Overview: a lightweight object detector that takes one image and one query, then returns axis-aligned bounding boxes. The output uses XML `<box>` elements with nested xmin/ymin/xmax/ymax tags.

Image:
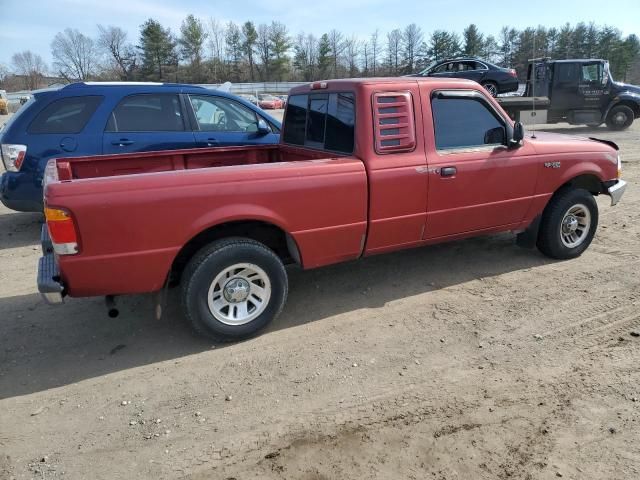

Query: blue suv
<box><xmin>0</xmin><ymin>82</ymin><xmax>281</xmax><ymax>212</ymax></box>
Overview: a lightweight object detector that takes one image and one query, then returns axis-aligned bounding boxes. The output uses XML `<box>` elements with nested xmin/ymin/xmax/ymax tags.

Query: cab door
<box><xmin>421</xmin><ymin>87</ymin><xmax>539</xmax><ymax>239</ymax></box>
<box><xmin>550</xmin><ymin>62</ymin><xmax>582</xmax><ymax>111</ymax></box>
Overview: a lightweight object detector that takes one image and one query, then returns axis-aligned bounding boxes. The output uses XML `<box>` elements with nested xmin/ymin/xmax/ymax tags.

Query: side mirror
<box><xmin>257</xmin><ymin>118</ymin><xmax>271</xmax><ymax>136</ymax></box>
<box><xmin>510</xmin><ymin>121</ymin><xmax>524</xmax><ymax>146</ymax></box>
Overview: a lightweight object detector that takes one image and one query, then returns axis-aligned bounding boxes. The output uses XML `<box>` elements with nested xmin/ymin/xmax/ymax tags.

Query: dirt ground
<box><xmin>0</xmin><ymin>117</ymin><xmax>639</xmax><ymax>480</ymax></box>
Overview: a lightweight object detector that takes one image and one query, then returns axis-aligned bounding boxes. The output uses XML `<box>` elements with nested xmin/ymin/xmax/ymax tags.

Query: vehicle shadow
<box><xmin>0</xmin><ymin>233</ymin><xmax>553</xmax><ymax>399</ymax></box>
<box><xmin>0</xmin><ymin>211</ymin><xmax>43</xmax><ymax>249</ymax></box>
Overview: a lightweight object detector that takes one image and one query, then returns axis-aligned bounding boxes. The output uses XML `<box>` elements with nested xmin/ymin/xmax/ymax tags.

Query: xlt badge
<box><xmin>544</xmin><ymin>161</ymin><xmax>561</xmax><ymax>169</ymax></box>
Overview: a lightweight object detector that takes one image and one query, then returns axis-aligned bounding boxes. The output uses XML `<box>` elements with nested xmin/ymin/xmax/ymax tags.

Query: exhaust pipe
<box><xmin>105</xmin><ymin>295</ymin><xmax>119</xmax><ymax>318</ymax></box>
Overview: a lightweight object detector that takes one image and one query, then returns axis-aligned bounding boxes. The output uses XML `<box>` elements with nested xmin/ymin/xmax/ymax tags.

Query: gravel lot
<box><xmin>0</xmin><ymin>113</ymin><xmax>639</xmax><ymax>479</ymax></box>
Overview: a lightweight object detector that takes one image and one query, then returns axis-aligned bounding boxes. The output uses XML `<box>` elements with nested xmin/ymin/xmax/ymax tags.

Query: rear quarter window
<box><xmin>28</xmin><ymin>96</ymin><xmax>103</xmax><ymax>134</ymax></box>
<box><xmin>283</xmin><ymin>92</ymin><xmax>355</xmax><ymax>154</ymax></box>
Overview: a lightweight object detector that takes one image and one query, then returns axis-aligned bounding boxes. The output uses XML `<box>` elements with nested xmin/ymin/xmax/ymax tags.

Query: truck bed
<box><xmin>52</xmin><ymin>144</ymin><xmax>334</xmax><ymax>181</ymax></box>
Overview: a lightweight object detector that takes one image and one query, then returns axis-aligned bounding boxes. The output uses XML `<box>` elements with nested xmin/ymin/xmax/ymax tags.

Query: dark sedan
<box><xmin>410</xmin><ymin>57</ymin><xmax>519</xmax><ymax>96</ymax></box>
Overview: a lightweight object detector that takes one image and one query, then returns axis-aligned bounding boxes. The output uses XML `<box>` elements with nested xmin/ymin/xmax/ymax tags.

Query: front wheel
<box><xmin>606</xmin><ymin>105</ymin><xmax>634</xmax><ymax>130</ymax></box>
<box><xmin>181</xmin><ymin>238</ymin><xmax>288</xmax><ymax>341</ymax></box>
<box><xmin>537</xmin><ymin>188</ymin><xmax>598</xmax><ymax>259</ymax></box>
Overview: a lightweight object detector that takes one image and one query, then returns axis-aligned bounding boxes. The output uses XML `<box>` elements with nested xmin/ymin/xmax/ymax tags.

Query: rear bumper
<box><xmin>37</xmin><ymin>225</ymin><xmax>65</xmax><ymax>304</ymax></box>
<box><xmin>606</xmin><ymin>179</ymin><xmax>627</xmax><ymax>206</ymax></box>
<box><xmin>0</xmin><ymin>171</ymin><xmax>44</xmax><ymax>212</ymax></box>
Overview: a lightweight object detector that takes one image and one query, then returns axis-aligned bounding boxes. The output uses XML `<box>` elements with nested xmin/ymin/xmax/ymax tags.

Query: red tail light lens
<box><xmin>509</xmin><ymin>69</ymin><xmax>517</xmax><ymax>78</ymax></box>
<box><xmin>45</xmin><ymin>207</ymin><xmax>79</xmax><ymax>255</ymax></box>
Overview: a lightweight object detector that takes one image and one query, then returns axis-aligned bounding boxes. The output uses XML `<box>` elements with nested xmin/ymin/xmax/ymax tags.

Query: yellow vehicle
<box><xmin>0</xmin><ymin>90</ymin><xmax>8</xmax><ymax>115</ymax></box>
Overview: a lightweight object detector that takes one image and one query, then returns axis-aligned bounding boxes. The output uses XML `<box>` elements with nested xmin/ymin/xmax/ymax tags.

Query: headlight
<box><xmin>617</xmin><ymin>153</ymin><xmax>622</xmax><ymax>178</ymax></box>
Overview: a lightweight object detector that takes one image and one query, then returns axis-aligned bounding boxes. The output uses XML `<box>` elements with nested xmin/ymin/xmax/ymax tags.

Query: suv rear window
<box><xmin>283</xmin><ymin>93</ymin><xmax>355</xmax><ymax>154</ymax></box>
<box><xmin>28</xmin><ymin>96</ymin><xmax>103</xmax><ymax>134</ymax></box>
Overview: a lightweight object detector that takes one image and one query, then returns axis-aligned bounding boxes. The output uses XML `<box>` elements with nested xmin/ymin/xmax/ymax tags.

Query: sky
<box><xmin>1</xmin><ymin>0</ymin><xmax>639</xmax><ymax>69</ymax></box>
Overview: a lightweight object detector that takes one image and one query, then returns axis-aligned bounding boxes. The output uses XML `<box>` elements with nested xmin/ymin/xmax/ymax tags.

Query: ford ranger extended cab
<box><xmin>38</xmin><ymin>77</ymin><xmax>626</xmax><ymax>340</ymax></box>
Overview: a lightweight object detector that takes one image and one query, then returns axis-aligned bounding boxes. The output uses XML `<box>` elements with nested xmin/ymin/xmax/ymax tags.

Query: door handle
<box><xmin>111</xmin><ymin>139</ymin><xmax>133</xmax><ymax>146</ymax></box>
<box><xmin>206</xmin><ymin>138</ymin><xmax>219</xmax><ymax>147</ymax></box>
<box><xmin>440</xmin><ymin>166</ymin><xmax>457</xmax><ymax>177</ymax></box>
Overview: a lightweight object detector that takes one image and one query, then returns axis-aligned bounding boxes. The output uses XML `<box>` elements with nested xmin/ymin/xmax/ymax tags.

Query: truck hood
<box><xmin>526</xmin><ymin>131</ymin><xmax>619</xmax><ymax>155</ymax></box>
<box><xmin>612</xmin><ymin>81</ymin><xmax>640</xmax><ymax>96</ymax></box>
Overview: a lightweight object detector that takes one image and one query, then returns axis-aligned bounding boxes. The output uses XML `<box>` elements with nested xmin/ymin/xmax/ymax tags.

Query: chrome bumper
<box><xmin>37</xmin><ymin>225</ymin><xmax>65</xmax><ymax>304</ymax></box>
<box><xmin>607</xmin><ymin>179</ymin><xmax>627</xmax><ymax>206</ymax></box>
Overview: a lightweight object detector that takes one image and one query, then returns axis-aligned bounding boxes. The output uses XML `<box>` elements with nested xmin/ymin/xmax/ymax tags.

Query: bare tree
<box><xmin>51</xmin><ymin>28</ymin><xmax>98</xmax><ymax>80</ymax></box>
<box><xmin>344</xmin><ymin>36</ymin><xmax>360</xmax><ymax>77</ymax></box>
<box><xmin>97</xmin><ymin>25</ymin><xmax>136</xmax><ymax>80</ymax></box>
<box><xmin>370</xmin><ymin>30</ymin><xmax>380</xmax><ymax>76</ymax></box>
<box><xmin>293</xmin><ymin>32</ymin><xmax>318</xmax><ymax>81</ymax></box>
<box><xmin>207</xmin><ymin>19</ymin><xmax>226</xmax><ymax>81</ymax></box>
<box><xmin>328</xmin><ymin>29</ymin><xmax>345</xmax><ymax>77</ymax></box>
<box><xmin>402</xmin><ymin>24</ymin><xmax>423</xmax><ymax>74</ymax></box>
<box><xmin>256</xmin><ymin>23</ymin><xmax>271</xmax><ymax>80</ymax></box>
<box><xmin>386</xmin><ymin>29</ymin><xmax>402</xmax><ymax>75</ymax></box>
<box><xmin>0</xmin><ymin>64</ymin><xmax>10</xmax><ymax>85</ymax></box>
<box><xmin>11</xmin><ymin>50</ymin><xmax>47</xmax><ymax>89</ymax></box>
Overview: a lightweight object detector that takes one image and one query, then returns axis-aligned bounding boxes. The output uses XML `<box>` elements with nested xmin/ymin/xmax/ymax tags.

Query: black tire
<box><xmin>605</xmin><ymin>105</ymin><xmax>634</xmax><ymax>131</ymax></box>
<box><xmin>482</xmin><ymin>81</ymin><xmax>499</xmax><ymax>97</ymax></box>
<box><xmin>537</xmin><ymin>188</ymin><xmax>598</xmax><ymax>260</ymax></box>
<box><xmin>181</xmin><ymin>238</ymin><xmax>288</xmax><ymax>341</ymax></box>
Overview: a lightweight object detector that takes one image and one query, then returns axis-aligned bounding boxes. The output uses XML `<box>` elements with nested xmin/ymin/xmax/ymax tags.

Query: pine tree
<box><xmin>138</xmin><ymin>18</ymin><xmax>176</xmax><ymax>81</ymax></box>
<box><xmin>463</xmin><ymin>24</ymin><xmax>484</xmax><ymax>57</ymax></box>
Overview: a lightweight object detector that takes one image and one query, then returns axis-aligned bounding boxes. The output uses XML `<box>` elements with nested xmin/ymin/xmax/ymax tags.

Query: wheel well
<box><xmin>561</xmin><ymin>174</ymin><xmax>604</xmax><ymax>196</ymax></box>
<box><xmin>612</xmin><ymin>101</ymin><xmax>640</xmax><ymax>119</ymax></box>
<box><xmin>170</xmin><ymin>221</ymin><xmax>300</xmax><ymax>285</ymax></box>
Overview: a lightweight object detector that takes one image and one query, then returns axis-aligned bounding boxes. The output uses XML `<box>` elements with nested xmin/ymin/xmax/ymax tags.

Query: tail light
<box><xmin>1</xmin><ymin>143</ymin><xmax>27</xmax><ymax>171</ymax></box>
<box><xmin>508</xmin><ymin>69</ymin><xmax>517</xmax><ymax>78</ymax></box>
<box><xmin>45</xmin><ymin>207</ymin><xmax>79</xmax><ymax>255</ymax></box>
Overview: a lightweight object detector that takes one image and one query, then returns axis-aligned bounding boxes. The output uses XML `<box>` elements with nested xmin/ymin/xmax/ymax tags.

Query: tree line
<box><xmin>3</xmin><ymin>18</ymin><xmax>640</xmax><ymax>91</ymax></box>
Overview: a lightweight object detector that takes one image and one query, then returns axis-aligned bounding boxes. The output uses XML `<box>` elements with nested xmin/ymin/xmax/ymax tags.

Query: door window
<box><xmin>28</xmin><ymin>96</ymin><xmax>103</xmax><ymax>134</ymax></box>
<box><xmin>431</xmin><ymin>96</ymin><xmax>506</xmax><ymax>150</ymax></box>
<box><xmin>433</xmin><ymin>62</ymin><xmax>453</xmax><ymax>73</ymax></box>
<box><xmin>106</xmin><ymin>94</ymin><xmax>184</xmax><ymax>132</ymax></box>
<box><xmin>189</xmin><ymin>95</ymin><xmax>261</xmax><ymax>132</ymax></box>
<box><xmin>581</xmin><ymin>63</ymin><xmax>604</xmax><ymax>84</ymax></box>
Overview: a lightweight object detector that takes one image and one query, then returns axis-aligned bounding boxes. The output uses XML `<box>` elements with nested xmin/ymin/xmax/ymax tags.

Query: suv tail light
<box><xmin>1</xmin><ymin>144</ymin><xmax>27</xmax><ymax>171</ymax></box>
<box><xmin>508</xmin><ymin>69</ymin><xmax>517</xmax><ymax>78</ymax></box>
<box><xmin>45</xmin><ymin>207</ymin><xmax>79</xmax><ymax>255</ymax></box>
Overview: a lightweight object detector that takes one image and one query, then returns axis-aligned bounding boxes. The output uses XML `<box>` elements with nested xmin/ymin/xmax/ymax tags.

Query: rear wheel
<box><xmin>181</xmin><ymin>238</ymin><xmax>288</xmax><ymax>341</ymax></box>
<box><xmin>482</xmin><ymin>81</ymin><xmax>499</xmax><ymax>97</ymax></box>
<box><xmin>537</xmin><ymin>188</ymin><xmax>598</xmax><ymax>259</ymax></box>
<box><xmin>605</xmin><ymin>105</ymin><xmax>634</xmax><ymax>131</ymax></box>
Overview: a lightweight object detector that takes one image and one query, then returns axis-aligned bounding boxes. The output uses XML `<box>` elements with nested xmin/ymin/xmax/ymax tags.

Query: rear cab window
<box><xmin>28</xmin><ymin>96</ymin><xmax>103</xmax><ymax>134</ymax></box>
<box><xmin>283</xmin><ymin>92</ymin><xmax>355</xmax><ymax>154</ymax></box>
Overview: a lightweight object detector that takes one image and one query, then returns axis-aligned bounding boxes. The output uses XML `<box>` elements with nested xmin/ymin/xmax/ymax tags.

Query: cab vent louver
<box><xmin>372</xmin><ymin>91</ymin><xmax>416</xmax><ymax>154</ymax></box>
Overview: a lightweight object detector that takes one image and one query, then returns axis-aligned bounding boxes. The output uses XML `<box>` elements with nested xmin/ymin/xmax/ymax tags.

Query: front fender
<box><xmin>602</xmin><ymin>92</ymin><xmax>640</xmax><ymax>120</ymax></box>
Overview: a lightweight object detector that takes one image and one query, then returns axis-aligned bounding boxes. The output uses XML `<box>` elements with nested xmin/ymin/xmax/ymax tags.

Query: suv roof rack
<box><xmin>62</xmin><ymin>82</ymin><xmax>208</xmax><ymax>89</ymax></box>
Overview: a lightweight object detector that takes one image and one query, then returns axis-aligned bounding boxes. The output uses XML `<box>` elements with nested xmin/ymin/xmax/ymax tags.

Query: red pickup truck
<box><xmin>38</xmin><ymin>77</ymin><xmax>626</xmax><ymax>340</ymax></box>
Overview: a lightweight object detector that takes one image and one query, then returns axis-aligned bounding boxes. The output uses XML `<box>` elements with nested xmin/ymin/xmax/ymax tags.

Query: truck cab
<box><xmin>499</xmin><ymin>58</ymin><xmax>640</xmax><ymax>130</ymax></box>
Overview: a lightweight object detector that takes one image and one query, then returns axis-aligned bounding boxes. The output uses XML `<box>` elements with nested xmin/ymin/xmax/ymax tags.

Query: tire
<box><xmin>605</xmin><ymin>105</ymin><xmax>634</xmax><ymax>131</ymax></box>
<box><xmin>482</xmin><ymin>81</ymin><xmax>499</xmax><ymax>97</ymax></box>
<box><xmin>181</xmin><ymin>238</ymin><xmax>288</xmax><ymax>341</ymax></box>
<box><xmin>537</xmin><ymin>188</ymin><xmax>598</xmax><ymax>260</ymax></box>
